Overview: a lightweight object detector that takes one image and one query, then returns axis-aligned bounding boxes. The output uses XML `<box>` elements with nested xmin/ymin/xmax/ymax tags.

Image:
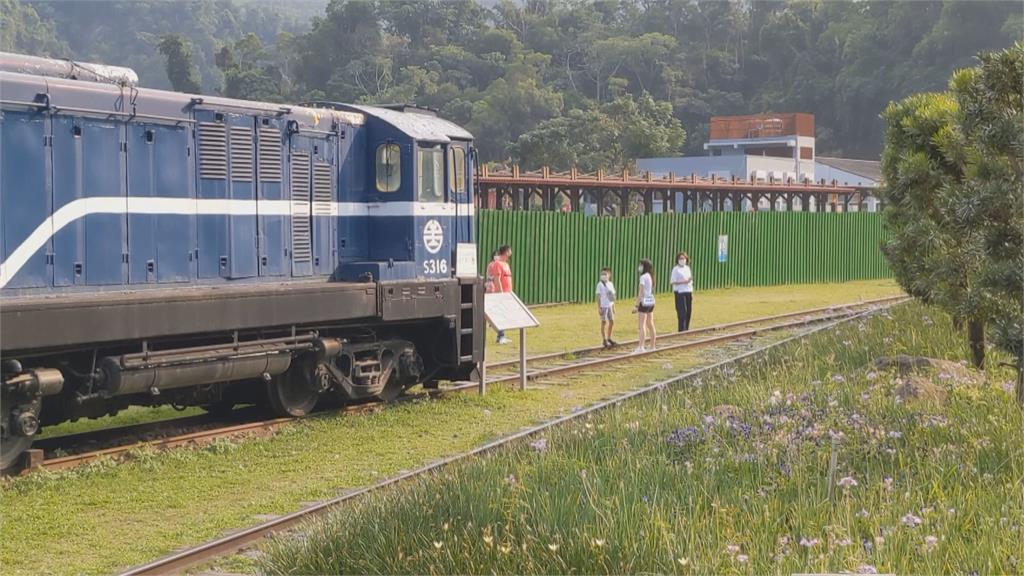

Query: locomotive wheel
<box><xmin>265</xmin><ymin>369</ymin><xmax>318</xmax><ymax>417</ymax></box>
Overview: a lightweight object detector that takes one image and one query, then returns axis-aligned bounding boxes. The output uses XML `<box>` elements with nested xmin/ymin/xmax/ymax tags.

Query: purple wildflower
<box><xmin>837</xmin><ymin>476</ymin><xmax>858</xmax><ymax>488</ymax></box>
<box><xmin>901</xmin><ymin>513</ymin><xmax>923</xmax><ymax>527</ymax></box>
<box><xmin>666</xmin><ymin>426</ymin><xmax>702</xmax><ymax>448</ymax></box>
<box><xmin>529</xmin><ymin>438</ymin><xmax>548</xmax><ymax>453</ymax></box>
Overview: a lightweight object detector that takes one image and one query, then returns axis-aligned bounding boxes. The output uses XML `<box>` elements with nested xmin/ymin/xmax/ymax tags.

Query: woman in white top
<box><xmin>670</xmin><ymin>251</ymin><xmax>694</xmax><ymax>332</ymax></box>
<box><xmin>633</xmin><ymin>258</ymin><xmax>656</xmax><ymax>353</ymax></box>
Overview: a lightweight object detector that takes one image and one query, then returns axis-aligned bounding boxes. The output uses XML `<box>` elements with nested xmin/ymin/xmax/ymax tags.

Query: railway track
<box><xmin>460</xmin><ymin>294</ymin><xmax>905</xmax><ymax>389</ymax></box>
<box><xmin>116</xmin><ymin>297</ymin><xmax>905</xmax><ymax>576</ymax></box>
<box><xmin>13</xmin><ymin>295</ymin><xmax>904</xmax><ymax>476</ymax></box>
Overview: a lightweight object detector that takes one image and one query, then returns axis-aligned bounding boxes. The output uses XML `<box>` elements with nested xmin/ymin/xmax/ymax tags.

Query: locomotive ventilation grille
<box><xmin>197</xmin><ymin>122</ymin><xmax>227</xmax><ymax>180</ymax></box>
<box><xmin>258</xmin><ymin>127</ymin><xmax>282</xmax><ymax>182</ymax></box>
<box><xmin>229</xmin><ymin>126</ymin><xmax>254</xmax><ymax>182</ymax></box>
<box><xmin>312</xmin><ymin>163</ymin><xmax>332</xmax><ymax>216</ymax></box>
<box><xmin>291</xmin><ymin>151</ymin><xmax>312</xmax><ymax>263</ymax></box>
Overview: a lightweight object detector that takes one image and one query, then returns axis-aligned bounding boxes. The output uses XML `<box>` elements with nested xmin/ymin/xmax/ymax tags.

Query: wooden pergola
<box><xmin>475</xmin><ymin>166</ymin><xmax>875</xmax><ymax>215</ymax></box>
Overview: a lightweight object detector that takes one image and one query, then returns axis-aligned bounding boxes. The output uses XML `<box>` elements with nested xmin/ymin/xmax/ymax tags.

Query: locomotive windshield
<box><xmin>375</xmin><ymin>143</ymin><xmax>401</xmax><ymax>193</ymax></box>
<box><xmin>449</xmin><ymin>147</ymin><xmax>466</xmax><ymax>194</ymax></box>
<box><xmin>418</xmin><ymin>145</ymin><xmax>444</xmax><ymax>202</ymax></box>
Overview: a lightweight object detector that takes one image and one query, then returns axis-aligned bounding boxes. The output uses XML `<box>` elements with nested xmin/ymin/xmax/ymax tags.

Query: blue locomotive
<box><xmin>0</xmin><ymin>53</ymin><xmax>484</xmax><ymax>469</ymax></box>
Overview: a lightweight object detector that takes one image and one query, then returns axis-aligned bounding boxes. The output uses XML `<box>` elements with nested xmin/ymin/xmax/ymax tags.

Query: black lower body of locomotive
<box><xmin>0</xmin><ymin>278</ymin><xmax>484</xmax><ymax>470</ymax></box>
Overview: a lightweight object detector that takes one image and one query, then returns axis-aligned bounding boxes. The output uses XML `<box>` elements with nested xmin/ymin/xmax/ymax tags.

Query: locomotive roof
<box><xmin>0</xmin><ymin>71</ymin><xmax>364</xmax><ymax>128</ymax></box>
<box><xmin>311</xmin><ymin>102</ymin><xmax>473</xmax><ymax>143</ymax></box>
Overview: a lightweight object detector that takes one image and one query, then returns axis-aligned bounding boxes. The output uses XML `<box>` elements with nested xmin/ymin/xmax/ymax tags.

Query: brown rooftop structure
<box><xmin>709</xmin><ymin>113</ymin><xmax>815</xmax><ymax>140</ymax></box>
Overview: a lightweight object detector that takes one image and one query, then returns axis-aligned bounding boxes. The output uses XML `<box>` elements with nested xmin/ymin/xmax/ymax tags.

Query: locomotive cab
<box><xmin>308</xmin><ymin>104</ymin><xmax>476</xmax><ymax>283</ymax></box>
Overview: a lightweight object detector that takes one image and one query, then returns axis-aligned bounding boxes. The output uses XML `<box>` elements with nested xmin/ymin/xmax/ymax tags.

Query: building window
<box><xmin>449</xmin><ymin>147</ymin><xmax>466</xmax><ymax>194</ymax></box>
<box><xmin>375</xmin><ymin>143</ymin><xmax>401</xmax><ymax>193</ymax></box>
<box><xmin>418</xmin><ymin>145</ymin><xmax>444</xmax><ymax>202</ymax></box>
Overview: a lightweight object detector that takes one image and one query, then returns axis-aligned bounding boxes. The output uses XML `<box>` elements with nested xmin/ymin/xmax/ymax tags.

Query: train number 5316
<box><xmin>423</xmin><ymin>259</ymin><xmax>448</xmax><ymax>274</ymax></box>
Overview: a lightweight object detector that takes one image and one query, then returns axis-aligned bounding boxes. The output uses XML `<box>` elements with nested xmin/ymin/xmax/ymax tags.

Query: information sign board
<box><xmin>484</xmin><ymin>292</ymin><xmax>539</xmax><ymax>331</ymax></box>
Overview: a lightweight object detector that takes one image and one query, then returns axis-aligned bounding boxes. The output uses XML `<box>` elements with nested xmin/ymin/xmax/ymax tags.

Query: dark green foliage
<box><xmin>0</xmin><ymin>0</ymin><xmax>67</xmax><ymax>56</ymax></box>
<box><xmin>216</xmin><ymin>33</ymin><xmax>285</xmax><ymax>101</ymax></box>
<box><xmin>949</xmin><ymin>44</ymin><xmax>1024</xmax><ymax>402</ymax></box>
<box><xmin>880</xmin><ymin>44</ymin><xmax>1024</xmax><ymax>396</ymax></box>
<box><xmin>5</xmin><ymin>0</ymin><xmax>1019</xmax><ymax>168</ymax></box>
<box><xmin>512</xmin><ymin>93</ymin><xmax>686</xmax><ymax>171</ymax></box>
<box><xmin>20</xmin><ymin>0</ymin><xmax>317</xmax><ymax>91</ymax></box>
<box><xmin>157</xmin><ymin>35</ymin><xmax>201</xmax><ymax>94</ymax></box>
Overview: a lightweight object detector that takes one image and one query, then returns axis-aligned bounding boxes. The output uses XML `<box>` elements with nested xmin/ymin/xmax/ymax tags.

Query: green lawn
<box><xmin>0</xmin><ymin>280</ymin><xmax>901</xmax><ymax>575</ymax></box>
<box><xmin>262</xmin><ymin>303</ymin><xmax>1023</xmax><ymax>574</ymax></box>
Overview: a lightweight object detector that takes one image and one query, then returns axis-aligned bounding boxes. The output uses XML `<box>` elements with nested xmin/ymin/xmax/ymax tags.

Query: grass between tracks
<box><xmin>260</xmin><ymin>303</ymin><xmax>1023</xmax><ymax>575</ymax></box>
<box><xmin>0</xmin><ymin>280</ymin><xmax>898</xmax><ymax>575</ymax></box>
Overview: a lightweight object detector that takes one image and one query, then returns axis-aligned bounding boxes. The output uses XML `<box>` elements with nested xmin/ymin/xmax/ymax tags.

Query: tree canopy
<box><xmin>880</xmin><ymin>43</ymin><xmax>1023</xmax><ymax>402</ymax></box>
<box><xmin>3</xmin><ymin>0</ymin><xmax>1020</xmax><ymax>171</ymax></box>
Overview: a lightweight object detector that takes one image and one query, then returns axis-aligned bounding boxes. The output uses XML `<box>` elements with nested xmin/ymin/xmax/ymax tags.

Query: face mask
<box><xmin>600</xmin><ymin>274</ymin><xmax>609</xmax><ymax>282</ymax></box>
<box><xmin>637</xmin><ymin>265</ymin><xmax>644</xmax><ymax>273</ymax></box>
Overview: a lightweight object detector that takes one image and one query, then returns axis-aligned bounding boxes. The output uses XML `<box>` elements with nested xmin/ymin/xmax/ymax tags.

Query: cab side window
<box><xmin>376</xmin><ymin>143</ymin><xmax>401</xmax><ymax>193</ymax></box>
<box><xmin>418</xmin><ymin>145</ymin><xmax>444</xmax><ymax>202</ymax></box>
<box><xmin>449</xmin><ymin>147</ymin><xmax>465</xmax><ymax>195</ymax></box>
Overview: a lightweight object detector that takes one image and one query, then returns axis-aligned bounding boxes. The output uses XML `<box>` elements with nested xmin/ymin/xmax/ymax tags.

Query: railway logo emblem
<box><xmin>423</xmin><ymin>219</ymin><xmax>444</xmax><ymax>254</ymax></box>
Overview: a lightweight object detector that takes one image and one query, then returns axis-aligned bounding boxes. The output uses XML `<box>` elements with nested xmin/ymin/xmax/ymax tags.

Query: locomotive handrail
<box><xmin>0</xmin><ymin>98</ymin><xmax>50</xmax><ymax>109</ymax></box>
<box><xmin>47</xmin><ymin>104</ymin><xmax>195</xmax><ymax>125</ymax></box>
<box><xmin>189</xmin><ymin>97</ymin><xmax>291</xmax><ymax>116</ymax></box>
<box><xmin>285</xmin><ymin>125</ymin><xmax>340</xmax><ymax>137</ymax></box>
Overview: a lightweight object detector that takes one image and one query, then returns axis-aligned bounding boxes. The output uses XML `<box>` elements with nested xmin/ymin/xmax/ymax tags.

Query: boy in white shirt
<box><xmin>596</xmin><ymin>267</ymin><xmax>618</xmax><ymax>348</ymax></box>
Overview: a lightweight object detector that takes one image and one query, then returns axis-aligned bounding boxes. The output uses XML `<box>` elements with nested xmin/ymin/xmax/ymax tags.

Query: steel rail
<box><xmin>119</xmin><ymin>300</ymin><xmax>899</xmax><ymax>576</ymax></box>
<box><xmin>24</xmin><ymin>297</ymin><xmax>904</xmax><ymax>474</ymax></box>
<box><xmin>36</xmin><ymin>403</ymin><xmax>385</xmax><ymax>473</ymax></box>
<box><xmin>464</xmin><ymin>300</ymin><xmax>905</xmax><ymax>390</ymax></box>
<box><xmin>486</xmin><ymin>295</ymin><xmax>905</xmax><ymax>371</ymax></box>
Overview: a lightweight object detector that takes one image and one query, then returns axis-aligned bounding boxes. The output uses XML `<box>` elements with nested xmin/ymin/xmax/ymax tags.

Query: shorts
<box><xmin>599</xmin><ymin>307</ymin><xmax>615</xmax><ymax>321</ymax></box>
<box><xmin>637</xmin><ymin>304</ymin><xmax>655</xmax><ymax>314</ymax></box>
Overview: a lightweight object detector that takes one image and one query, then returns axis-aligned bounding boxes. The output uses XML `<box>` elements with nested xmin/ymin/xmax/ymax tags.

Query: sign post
<box><xmin>483</xmin><ymin>292</ymin><xmax>540</xmax><ymax>394</ymax></box>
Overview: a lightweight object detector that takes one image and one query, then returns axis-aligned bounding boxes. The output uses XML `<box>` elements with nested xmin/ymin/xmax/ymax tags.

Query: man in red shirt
<box><xmin>486</xmin><ymin>245</ymin><xmax>513</xmax><ymax>344</ymax></box>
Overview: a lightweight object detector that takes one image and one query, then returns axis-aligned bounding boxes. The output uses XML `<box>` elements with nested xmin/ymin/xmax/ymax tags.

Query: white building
<box><xmin>637</xmin><ymin>113</ymin><xmax>881</xmax><ymax>212</ymax></box>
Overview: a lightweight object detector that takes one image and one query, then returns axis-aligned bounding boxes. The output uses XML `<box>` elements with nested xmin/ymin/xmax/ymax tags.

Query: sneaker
<box><xmin>602</xmin><ymin>339</ymin><xmax>610</xmax><ymax>348</ymax></box>
<box><xmin>608</xmin><ymin>339</ymin><xmax>618</xmax><ymax>347</ymax></box>
<box><xmin>632</xmin><ymin>346</ymin><xmax>646</xmax><ymax>354</ymax></box>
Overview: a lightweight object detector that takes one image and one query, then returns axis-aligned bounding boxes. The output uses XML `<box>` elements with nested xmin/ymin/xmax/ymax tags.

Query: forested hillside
<box><xmin>2</xmin><ymin>0</ymin><xmax>1019</xmax><ymax>169</ymax></box>
<box><xmin>1</xmin><ymin>0</ymin><xmax>325</xmax><ymax>91</ymax></box>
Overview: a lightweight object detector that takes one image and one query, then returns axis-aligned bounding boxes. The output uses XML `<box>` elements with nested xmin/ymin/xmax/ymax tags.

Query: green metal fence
<box><xmin>477</xmin><ymin>210</ymin><xmax>890</xmax><ymax>305</ymax></box>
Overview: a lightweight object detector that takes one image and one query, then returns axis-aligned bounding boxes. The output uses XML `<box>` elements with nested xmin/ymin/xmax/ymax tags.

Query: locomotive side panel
<box><xmin>256</xmin><ymin>117</ymin><xmax>287</xmax><ymax>277</ymax></box>
<box><xmin>126</xmin><ymin>122</ymin><xmax>195</xmax><ymax>284</ymax></box>
<box><xmin>0</xmin><ymin>108</ymin><xmax>51</xmax><ymax>289</ymax></box>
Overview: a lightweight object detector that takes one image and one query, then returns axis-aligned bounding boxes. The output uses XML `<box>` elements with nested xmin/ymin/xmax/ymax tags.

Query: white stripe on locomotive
<box><xmin>0</xmin><ymin>198</ymin><xmax>475</xmax><ymax>288</ymax></box>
